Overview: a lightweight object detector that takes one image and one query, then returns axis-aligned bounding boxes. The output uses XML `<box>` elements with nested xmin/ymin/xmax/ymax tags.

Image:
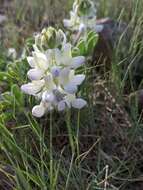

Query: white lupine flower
<box><xmin>42</xmin><ymin>91</ymin><xmax>55</xmax><ymax>103</ymax></box>
<box><xmin>21</xmin><ymin>28</ymin><xmax>87</xmax><ymax>117</ymax></box>
<box><xmin>32</xmin><ymin>51</ymin><xmax>49</xmax><ymax>70</ymax></box>
<box><xmin>55</xmin><ymin>43</ymin><xmax>85</xmax><ymax>69</ymax></box>
<box><xmin>63</xmin><ymin>1</ymin><xmax>80</xmax><ymax>31</ymax></box>
<box><xmin>59</xmin><ymin>68</ymin><xmax>85</xmax><ymax>94</ymax></box>
<box><xmin>63</xmin><ymin>94</ymin><xmax>87</xmax><ymax>109</ymax></box>
<box><xmin>21</xmin><ymin>80</ymin><xmax>44</xmax><ymax>95</ymax></box>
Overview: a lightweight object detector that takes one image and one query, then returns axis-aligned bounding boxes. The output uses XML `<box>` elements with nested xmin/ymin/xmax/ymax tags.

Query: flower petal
<box><xmin>64</xmin><ymin>83</ymin><xmax>77</xmax><ymax>94</ymax></box>
<box><xmin>58</xmin><ymin>100</ymin><xmax>66</xmax><ymax>111</ymax></box>
<box><xmin>62</xmin><ymin>43</ymin><xmax>72</xmax><ymax>64</ymax></box>
<box><xmin>59</xmin><ymin>68</ymin><xmax>70</xmax><ymax>85</ymax></box>
<box><xmin>55</xmin><ymin>48</ymin><xmax>62</xmax><ymax>65</ymax></box>
<box><xmin>27</xmin><ymin>69</ymin><xmax>44</xmax><ymax>80</ymax></box>
<box><xmin>65</xmin><ymin>94</ymin><xmax>75</xmax><ymax>107</ymax></box>
<box><xmin>71</xmin><ymin>56</ymin><xmax>85</xmax><ymax>69</ymax></box>
<box><xmin>21</xmin><ymin>81</ymin><xmax>44</xmax><ymax>95</ymax></box>
<box><xmin>33</xmin><ymin>52</ymin><xmax>48</xmax><ymax>70</ymax></box>
<box><xmin>42</xmin><ymin>91</ymin><xmax>55</xmax><ymax>102</ymax></box>
<box><xmin>27</xmin><ymin>57</ymin><xmax>35</xmax><ymax>68</ymax></box>
<box><xmin>72</xmin><ymin>98</ymin><xmax>87</xmax><ymax>109</ymax></box>
<box><xmin>44</xmin><ymin>74</ymin><xmax>56</xmax><ymax>90</ymax></box>
<box><xmin>71</xmin><ymin>74</ymin><xmax>85</xmax><ymax>85</ymax></box>
<box><xmin>32</xmin><ymin>104</ymin><xmax>45</xmax><ymax>117</ymax></box>
<box><xmin>57</xmin><ymin>29</ymin><xmax>67</xmax><ymax>45</ymax></box>
<box><xmin>51</xmin><ymin>66</ymin><xmax>61</xmax><ymax>77</ymax></box>
<box><xmin>63</xmin><ymin>19</ymin><xmax>72</xmax><ymax>28</ymax></box>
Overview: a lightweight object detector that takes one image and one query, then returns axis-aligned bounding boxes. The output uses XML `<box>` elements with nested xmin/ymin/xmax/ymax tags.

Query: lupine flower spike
<box><xmin>21</xmin><ymin>27</ymin><xmax>87</xmax><ymax>117</ymax></box>
<box><xmin>63</xmin><ymin>0</ymin><xmax>103</xmax><ymax>33</ymax></box>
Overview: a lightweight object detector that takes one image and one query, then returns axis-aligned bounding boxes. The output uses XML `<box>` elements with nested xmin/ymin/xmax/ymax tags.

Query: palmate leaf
<box><xmin>75</xmin><ymin>30</ymin><xmax>99</xmax><ymax>56</ymax></box>
<box><xmin>87</xmin><ymin>32</ymin><xmax>98</xmax><ymax>55</ymax></box>
<box><xmin>76</xmin><ymin>39</ymin><xmax>86</xmax><ymax>55</ymax></box>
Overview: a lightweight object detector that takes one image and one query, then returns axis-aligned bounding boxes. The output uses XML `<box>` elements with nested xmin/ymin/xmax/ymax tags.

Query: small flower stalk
<box><xmin>21</xmin><ymin>27</ymin><xmax>87</xmax><ymax>117</ymax></box>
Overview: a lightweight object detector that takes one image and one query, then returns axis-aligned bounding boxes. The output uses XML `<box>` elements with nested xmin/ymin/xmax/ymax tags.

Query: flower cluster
<box><xmin>21</xmin><ymin>27</ymin><xmax>87</xmax><ymax>117</ymax></box>
<box><xmin>63</xmin><ymin>0</ymin><xmax>103</xmax><ymax>33</ymax></box>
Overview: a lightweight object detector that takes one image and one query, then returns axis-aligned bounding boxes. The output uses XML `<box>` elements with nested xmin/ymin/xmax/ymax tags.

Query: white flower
<box><xmin>57</xmin><ymin>94</ymin><xmax>87</xmax><ymax>111</ymax></box>
<box><xmin>42</xmin><ymin>91</ymin><xmax>55</xmax><ymax>103</ymax></box>
<box><xmin>55</xmin><ymin>43</ymin><xmax>85</xmax><ymax>69</ymax></box>
<box><xmin>59</xmin><ymin>68</ymin><xmax>85</xmax><ymax>94</ymax></box>
<box><xmin>21</xmin><ymin>80</ymin><xmax>44</xmax><ymax>95</ymax></box>
<box><xmin>21</xmin><ymin>27</ymin><xmax>87</xmax><ymax>117</ymax></box>
<box><xmin>32</xmin><ymin>51</ymin><xmax>49</xmax><ymax>70</ymax></box>
<box><xmin>63</xmin><ymin>1</ymin><xmax>80</xmax><ymax>31</ymax></box>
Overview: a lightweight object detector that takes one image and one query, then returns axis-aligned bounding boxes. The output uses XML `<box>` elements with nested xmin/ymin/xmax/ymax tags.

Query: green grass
<box><xmin>0</xmin><ymin>0</ymin><xmax>143</xmax><ymax>189</ymax></box>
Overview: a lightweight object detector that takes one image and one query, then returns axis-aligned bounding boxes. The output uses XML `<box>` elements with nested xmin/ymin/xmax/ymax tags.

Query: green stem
<box><xmin>66</xmin><ymin>110</ymin><xmax>75</xmax><ymax>154</ymax></box>
<box><xmin>76</xmin><ymin>110</ymin><xmax>80</xmax><ymax>158</ymax></box>
<box><xmin>50</xmin><ymin>111</ymin><xmax>53</xmax><ymax>189</ymax></box>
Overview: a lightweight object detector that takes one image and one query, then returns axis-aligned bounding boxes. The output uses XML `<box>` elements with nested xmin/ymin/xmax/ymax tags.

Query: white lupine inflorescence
<box><xmin>21</xmin><ymin>27</ymin><xmax>87</xmax><ymax>117</ymax></box>
<box><xmin>63</xmin><ymin>0</ymin><xmax>103</xmax><ymax>33</ymax></box>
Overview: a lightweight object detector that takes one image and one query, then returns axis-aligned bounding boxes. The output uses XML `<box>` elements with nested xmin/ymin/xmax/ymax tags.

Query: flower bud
<box><xmin>32</xmin><ymin>104</ymin><xmax>45</xmax><ymax>117</ymax></box>
<box><xmin>78</xmin><ymin>0</ymin><xmax>91</xmax><ymax>16</ymax></box>
<box><xmin>41</xmin><ymin>27</ymin><xmax>57</xmax><ymax>49</ymax></box>
<box><xmin>27</xmin><ymin>69</ymin><xmax>44</xmax><ymax>80</ymax></box>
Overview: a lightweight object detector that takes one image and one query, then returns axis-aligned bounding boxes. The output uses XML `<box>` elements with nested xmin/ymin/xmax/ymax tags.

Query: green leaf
<box><xmin>76</xmin><ymin>39</ymin><xmax>86</xmax><ymax>55</ymax></box>
<box><xmin>11</xmin><ymin>84</ymin><xmax>24</xmax><ymax>106</ymax></box>
<box><xmin>0</xmin><ymin>72</ymin><xmax>13</xmax><ymax>82</ymax></box>
<box><xmin>87</xmin><ymin>31</ymin><xmax>96</xmax><ymax>41</ymax></box>
<box><xmin>87</xmin><ymin>33</ymin><xmax>98</xmax><ymax>55</ymax></box>
<box><xmin>72</xmin><ymin>47</ymin><xmax>81</xmax><ymax>57</ymax></box>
